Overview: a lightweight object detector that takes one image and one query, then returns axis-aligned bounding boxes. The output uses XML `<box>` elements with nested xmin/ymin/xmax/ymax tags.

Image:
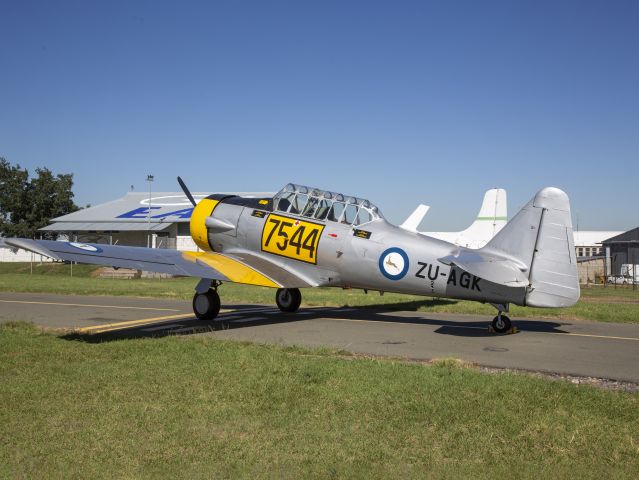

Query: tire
<box><xmin>492</xmin><ymin>314</ymin><xmax>511</xmax><ymax>334</ymax></box>
<box><xmin>192</xmin><ymin>289</ymin><xmax>221</xmax><ymax>321</ymax></box>
<box><xmin>275</xmin><ymin>288</ymin><xmax>302</xmax><ymax>313</ymax></box>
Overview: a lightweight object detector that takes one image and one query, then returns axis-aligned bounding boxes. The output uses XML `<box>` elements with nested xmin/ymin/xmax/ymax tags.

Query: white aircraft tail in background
<box><xmin>399</xmin><ymin>204</ymin><xmax>430</xmax><ymax>232</ymax></box>
<box><xmin>425</xmin><ymin>188</ymin><xmax>507</xmax><ymax>248</ymax></box>
<box><xmin>401</xmin><ymin>188</ymin><xmax>508</xmax><ymax>249</ymax></box>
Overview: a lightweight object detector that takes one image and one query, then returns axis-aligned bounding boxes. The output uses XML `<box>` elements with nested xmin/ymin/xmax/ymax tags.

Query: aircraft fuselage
<box><xmin>199</xmin><ymin>195</ymin><xmax>525</xmax><ymax>307</ymax></box>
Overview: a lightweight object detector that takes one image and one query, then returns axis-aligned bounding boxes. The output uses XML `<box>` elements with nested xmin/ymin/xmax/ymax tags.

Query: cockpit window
<box><xmin>355</xmin><ymin>208</ymin><xmax>373</xmax><ymax>226</ymax></box>
<box><xmin>275</xmin><ymin>192</ymin><xmax>295</xmax><ymax>212</ymax></box>
<box><xmin>342</xmin><ymin>204</ymin><xmax>358</xmax><ymax>225</ymax></box>
<box><xmin>301</xmin><ymin>197</ymin><xmax>319</xmax><ymax>217</ymax></box>
<box><xmin>327</xmin><ymin>202</ymin><xmax>345</xmax><ymax>222</ymax></box>
<box><xmin>289</xmin><ymin>194</ymin><xmax>308</xmax><ymax>215</ymax></box>
<box><xmin>314</xmin><ymin>199</ymin><xmax>332</xmax><ymax>220</ymax></box>
<box><xmin>272</xmin><ymin>183</ymin><xmax>383</xmax><ymax>226</ymax></box>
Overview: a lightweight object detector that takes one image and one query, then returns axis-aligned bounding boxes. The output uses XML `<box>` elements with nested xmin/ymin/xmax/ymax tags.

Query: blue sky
<box><xmin>1</xmin><ymin>0</ymin><xmax>637</xmax><ymax>230</ymax></box>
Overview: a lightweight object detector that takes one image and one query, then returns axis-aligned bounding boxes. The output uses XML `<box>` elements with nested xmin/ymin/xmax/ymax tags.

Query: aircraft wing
<box><xmin>4</xmin><ymin>238</ymin><xmax>311</xmax><ymax>288</ymax></box>
<box><xmin>438</xmin><ymin>250</ymin><xmax>529</xmax><ymax>287</ymax></box>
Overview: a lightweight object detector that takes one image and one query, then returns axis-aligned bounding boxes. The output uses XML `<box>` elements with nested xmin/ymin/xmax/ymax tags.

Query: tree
<box><xmin>0</xmin><ymin>158</ymin><xmax>78</xmax><ymax>239</ymax></box>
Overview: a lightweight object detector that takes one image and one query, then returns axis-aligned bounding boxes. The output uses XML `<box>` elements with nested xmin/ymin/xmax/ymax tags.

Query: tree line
<box><xmin>0</xmin><ymin>157</ymin><xmax>78</xmax><ymax>239</ymax></box>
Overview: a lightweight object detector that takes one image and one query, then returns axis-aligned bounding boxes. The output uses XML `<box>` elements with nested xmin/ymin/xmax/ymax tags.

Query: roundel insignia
<box><xmin>69</xmin><ymin>242</ymin><xmax>103</xmax><ymax>253</ymax></box>
<box><xmin>378</xmin><ymin>247</ymin><xmax>409</xmax><ymax>280</ymax></box>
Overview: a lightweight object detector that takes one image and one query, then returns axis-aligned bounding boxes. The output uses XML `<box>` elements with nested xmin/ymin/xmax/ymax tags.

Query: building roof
<box><xmin>40</xmin><ymin>222</ymin><xmax>172</xmax><ymax>232</ymax></box>
<box><xmin>573</xmin><ymin>231</ymin><xmax>624</xmax><ymax>247</ymax></box>
<box><xmin>602</xmin><ymin>227</ymin><xmax>639</xmax><ymax>244</ymax></box>
<box><xmin>41</xmin><ymin>191</ymin><xmax>274</xmax><ymax>232</ymax></box>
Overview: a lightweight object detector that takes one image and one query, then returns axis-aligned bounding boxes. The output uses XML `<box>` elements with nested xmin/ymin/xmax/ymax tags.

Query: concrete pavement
<box><xmin>1</xmin><ymin>291</ymin><xmax>638</xmax><ymax>383</ymax></box>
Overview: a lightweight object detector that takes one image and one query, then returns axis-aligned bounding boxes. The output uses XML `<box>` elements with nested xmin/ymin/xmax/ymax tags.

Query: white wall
<box><xmin>177</xmin><ymin>236</ymin><xmax>199</xmax><ymax>251</ymax></box>
<box><xmin>0</xmin><ymin>247</ymin><xmax>53</xmax><ymax>263</ymax></box>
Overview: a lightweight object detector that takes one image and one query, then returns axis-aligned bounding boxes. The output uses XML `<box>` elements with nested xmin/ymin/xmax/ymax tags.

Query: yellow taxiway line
<box><xmin>542</xmin><ymin>331</ymin><xmax>639</xmax><ymax>342</ymax></box>
<box><xmin>0</xmin><ymin>299</ymin><xmax>180</xmax><ymax>312</ymax></box>
<box><xmin>78</xmin><ymin>309</ymin><xmax>236</xmax><ymax>334</ymax></box>
<box><xmin>80</xmin><ymin>313</ymin><xmax>196</xmax><ymax>334</ymax></box>
<box><xmin>324</xmin><ymin>318</ymin><xmax>639</xmax><ymax>342</ymax></box>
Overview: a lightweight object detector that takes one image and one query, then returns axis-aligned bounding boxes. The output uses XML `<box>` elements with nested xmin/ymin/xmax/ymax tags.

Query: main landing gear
<box><xmin>490</xmin><ymin>303</ymin><xmax>512</xmax><ymax>334</ymax></box>
<box><xmin>191</xmin><ymin>281</ymin><xmax>303</xmax><ymax>321</ymax></box>
<box><xmin>193</xmin><ymin>288</ymin><xmax>221</xmax><ymax>321</ymax></box>
<box><xmin>275</xmin><ymin>288</ymin><xmax>302</xmax><ymax>313</ymax></box>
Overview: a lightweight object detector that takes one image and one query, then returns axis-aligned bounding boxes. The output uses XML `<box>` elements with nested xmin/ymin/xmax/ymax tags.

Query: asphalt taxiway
<box><xmin>1</xmin><ymin>291</ymin><xmax>638</xmax><ymax>383</ymax></box>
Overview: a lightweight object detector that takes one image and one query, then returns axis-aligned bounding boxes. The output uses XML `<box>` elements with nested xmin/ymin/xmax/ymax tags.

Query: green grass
<box><xmin>1</xmin><ymin>262</ymin><xmax>638</xmax><ymax>323</ymax></box>
<box><xmin>0</xmin><ymin>261</ymin><xmax>98</xmax><ymax>277</ymax></box>
<box><xmin>1</xmin><ymin>322</ymin><xmax>637</xmax><ymax>479</ymax></box>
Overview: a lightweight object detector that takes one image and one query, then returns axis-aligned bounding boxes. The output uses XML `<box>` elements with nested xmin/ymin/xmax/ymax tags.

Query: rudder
<box><xmin>483</xmin><ymin>187</ymin><xmax>579</xmax><ymax>307</ymax></box>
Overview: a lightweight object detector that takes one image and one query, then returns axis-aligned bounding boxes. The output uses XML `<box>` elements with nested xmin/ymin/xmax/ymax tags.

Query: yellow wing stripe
<box><xmin>183</xmin><ymin>251</ymin><xmax>280</xmax><ymax>288</ymax></box>
<box><xmin>190</xmin><ymin>198</ymin><xmax>219</xmax><ymax>251</ymax></box>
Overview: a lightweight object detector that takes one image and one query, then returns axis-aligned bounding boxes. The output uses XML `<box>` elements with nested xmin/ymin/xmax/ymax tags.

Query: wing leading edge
<box><xmin>4</xmin><ymin>239</ymin><xmax>310</xmax><ymax>289</ymax></box>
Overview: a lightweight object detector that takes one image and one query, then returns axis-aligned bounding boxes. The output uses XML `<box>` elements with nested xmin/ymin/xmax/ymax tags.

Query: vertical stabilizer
<box><xmin>456</xmin><ymin>188</ymin><xmax>507</xmax><ymax>248</ymax></box>
<box><xmin>484</xmin><ymin>187</ymin><xmax>579</xmax><ymax>307</ymax></box>
<box><xmin>422</xmin><ymin>188</ymin><xmax>507</xmax><ymax>248</ymax></box>
<box><xmin>525</xmin><ymin>188</ymin><xmax>580</xmax><ymax>307</ymax></box>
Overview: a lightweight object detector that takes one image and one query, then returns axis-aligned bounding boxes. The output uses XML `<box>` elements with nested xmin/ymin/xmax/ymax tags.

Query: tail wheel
<box><xmin>492</xmin><ymin>314</ymin><xmax>512</xmax><ymax>333</ymax></box>
<box><xmin>193</xmin><ymin>289</ymin><xmax>221</xmax><ymax>321</ymax></box>
<box><xmin>276</xmin><ymin>288</ymin><xmax>302</xmax><ymax>313</ymax></box>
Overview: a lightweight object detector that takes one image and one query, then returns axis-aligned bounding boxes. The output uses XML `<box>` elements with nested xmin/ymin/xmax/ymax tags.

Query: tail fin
<box><xmin>421</xmin><ymin>188</ymin><xmax>507</xmax><ymax>248</ymax></box>
<box><xmin>484</xmin><ymin>187</ymin><xmax>579</xmax><ymax>307</ymax></box>
<box><xmin>456</xmin><ymin>188</ymin><xmax>507</xmax><ymax>248</ymax></box>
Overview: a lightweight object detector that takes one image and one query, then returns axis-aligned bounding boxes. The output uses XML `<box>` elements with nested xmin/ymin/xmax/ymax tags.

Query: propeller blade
<box><xmin>177</xmin><ymin>176</ymin><xmax>197</xmax><ymax>206</ymax></box>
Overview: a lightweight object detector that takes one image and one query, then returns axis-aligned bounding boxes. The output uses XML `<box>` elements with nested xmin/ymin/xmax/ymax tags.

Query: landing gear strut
<box><xmin>490</xmin><ymin>303</ymin><xmax>511</xmax><ymax>333</ymax></box>
<box><xmin>193</xmin><ymin>282</ymin><xmax>221</xmax><ymax>321</ymax></box>
<box><xmin>276</xmin><ymin>288</ymin><xmax>302</xmax><ymax>313</ymax></box>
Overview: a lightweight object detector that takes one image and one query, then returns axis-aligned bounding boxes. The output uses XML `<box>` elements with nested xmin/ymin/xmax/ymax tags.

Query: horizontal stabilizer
<box><xmin>438</xmin><ymin>251</ymin><xmax>529</xmax><ymax>287</ymax></box>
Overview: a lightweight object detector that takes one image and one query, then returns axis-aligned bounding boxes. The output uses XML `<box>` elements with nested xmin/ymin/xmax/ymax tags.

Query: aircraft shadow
<box><xmin>60</xmin><ymin>300</ymin><xmax>569</xmax><ymax>343</ymax></box>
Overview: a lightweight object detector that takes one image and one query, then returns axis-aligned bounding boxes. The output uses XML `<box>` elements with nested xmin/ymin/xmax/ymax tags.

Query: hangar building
<box><xmin>39</xmin><ymin>191</ymin><xmax>273</xmax><ymax>251</ymax></box>
<box><xmin>572</xmin><ymin>231</ymin><xmax>623</xmax><ymax>284</ymax></box>
<box><xmin>573</xmin><ymin>231</ymin><xmax>623</xmax><ymax>258</ymax></box>
<box><xmin>602</xmin><ymin>227</ymin><xmax>639</xmax><ymax>278</ymax></box>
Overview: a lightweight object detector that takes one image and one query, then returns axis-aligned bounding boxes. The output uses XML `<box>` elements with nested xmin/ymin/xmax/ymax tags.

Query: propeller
<box><xmin>177</xmin><ymin>176</ymin><xmax>197</xmax><ymax>207</ymax></box>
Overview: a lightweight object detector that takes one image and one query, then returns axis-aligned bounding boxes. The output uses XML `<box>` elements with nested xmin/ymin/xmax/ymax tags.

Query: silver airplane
<box><xmin>6</xmin><ymin>179</ymin><xmax>580</xmax><ymax>333</ymax></box>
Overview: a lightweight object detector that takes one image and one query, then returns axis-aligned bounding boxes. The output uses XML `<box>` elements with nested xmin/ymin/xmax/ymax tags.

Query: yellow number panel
<box><xmin>261</xmin><ymin>214</ymin><xmax>325</xmax><ymax>264</ymax></box>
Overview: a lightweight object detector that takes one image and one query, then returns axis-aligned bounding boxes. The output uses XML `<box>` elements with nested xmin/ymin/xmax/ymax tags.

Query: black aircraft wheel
<box><xmin>275</xmin><ymin>288</ymin><xmax>302</xmax><ymax>313</ymax></box>
<box><xmin>192</xmin><ymin>289</ymin><xmax>221</xmax><ymax>321</ymax></box>
<box><xmin>492</xmin><ymin>314</ymin><xmax>512</xmax><ymax>334</ymax></box>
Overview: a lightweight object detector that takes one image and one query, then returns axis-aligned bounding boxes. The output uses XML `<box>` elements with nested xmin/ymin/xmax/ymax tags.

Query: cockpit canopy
<box><xmin>273</xmin><ymin>183</ymin><xmax>383</xmax><ymax>227</ymax></box>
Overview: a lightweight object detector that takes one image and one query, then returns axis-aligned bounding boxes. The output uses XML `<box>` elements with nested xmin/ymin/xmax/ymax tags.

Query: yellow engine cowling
<box><xmin>190</xmin><ymin>197</ymin><xmax>220</xmax><ymax>251</ymax></box>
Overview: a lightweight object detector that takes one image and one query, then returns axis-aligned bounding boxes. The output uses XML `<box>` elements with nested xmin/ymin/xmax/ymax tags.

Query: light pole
<box><xmin>146</xmin><ymin>174</ymin><xmax>154</xmax><ymax>247</ymax></box>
